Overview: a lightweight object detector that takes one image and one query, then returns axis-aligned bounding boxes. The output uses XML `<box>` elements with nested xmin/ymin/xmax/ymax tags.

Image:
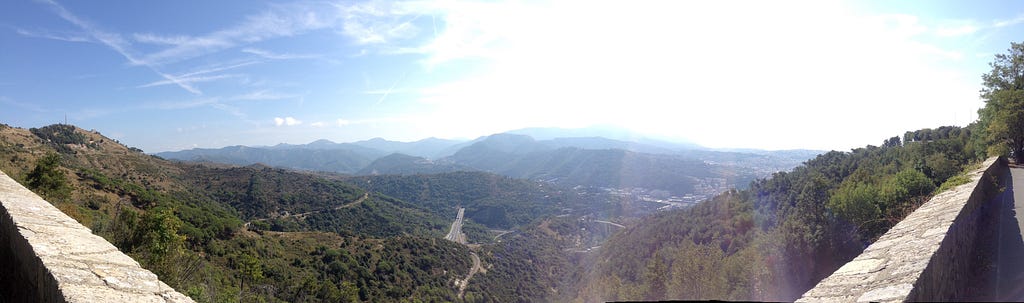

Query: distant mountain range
<box><xmin>156</xmin><ymin>127</ymin><xmax>825</xmax><ymax>194</ymax></box>
<box><xmin>155</xmin><ymin>144</ymin><xmax>382</xmax><ymax>173</ymax></box>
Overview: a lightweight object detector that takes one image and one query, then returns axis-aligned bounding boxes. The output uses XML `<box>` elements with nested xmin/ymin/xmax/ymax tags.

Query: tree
<box><xmin>138</xmin><ymin>208</ymin><xmax>186</xmax><ymax>264</ymax></box>
<box><xmin>827</xmin><ymin>182</ymin><xmax>881</xmax><ymax>233</ymax></box>
<box><xmin>883</xmin><ymin>136</ymin><xmax>902</xmax><ymax>148</ymax></box>
<box><xmin>980</xmin><ymin>42</ymin><xmax>1024</xmax><ymax>163</ymax></box>
<box><xmin>25</xmin><ymin>153</ymin><xmax>70</xmax><ymax>201</ymax></box>
<box><xmin>237</xmin><ymin>252</ymin><xmax>264</xmax><ymax>291</ymax></box>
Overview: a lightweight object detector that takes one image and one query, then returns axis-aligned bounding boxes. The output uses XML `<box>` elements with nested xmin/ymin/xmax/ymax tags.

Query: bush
<box><xmin>937</xmin><ymin>174</ymin><xmax>972</xmax><ymax>193</ymax></box>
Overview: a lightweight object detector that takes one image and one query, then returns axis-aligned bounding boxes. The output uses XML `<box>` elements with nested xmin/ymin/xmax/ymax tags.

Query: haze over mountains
<box><xmin>157</xmin><ymin>127</ymin><xmax>823</xmax><ymax>195</ymax></box>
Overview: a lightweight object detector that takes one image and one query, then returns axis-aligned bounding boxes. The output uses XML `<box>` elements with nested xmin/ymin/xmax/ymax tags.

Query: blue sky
<box><xmin>1</xmin><ymin>0</ymin><xmax>1023</xmax><ymax>152</ymax></box>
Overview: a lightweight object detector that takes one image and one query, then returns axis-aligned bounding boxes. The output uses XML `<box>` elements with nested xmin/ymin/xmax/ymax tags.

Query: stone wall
<box><xmin>797</xmin><ymin>157</ymin><xmax>1006</xmax><ymax>303</ymax></box>
<box><xmin>0</xmin><ymin>170</ymin><xmax>193</xmax><ymax>302</ymax></box>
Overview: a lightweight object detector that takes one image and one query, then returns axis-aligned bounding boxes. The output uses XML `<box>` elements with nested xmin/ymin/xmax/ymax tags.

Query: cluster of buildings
<box><xmin>601</xmin><ymin>177</ymin><xmax>734</xmax><ymax>211</ymax></box>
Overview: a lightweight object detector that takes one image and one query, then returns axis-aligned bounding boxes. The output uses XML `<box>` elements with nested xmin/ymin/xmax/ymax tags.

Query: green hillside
<box><xmin>0</xmin><ymin>124</ymin><xmax>480</xmax><ymax>302</ymax></box>
<box><xmin>569</xmin><ymin>42</ymin><xmax>1024</xmax><ymax>302</ymax></box>
<box><xmin>572</xmin><ymin>129</ymin><xmax>988</xmax><ymax>302</ymax></box>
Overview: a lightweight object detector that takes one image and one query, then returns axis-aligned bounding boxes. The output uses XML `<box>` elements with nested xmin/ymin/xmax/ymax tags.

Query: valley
<box><xmin>0</xmin><ymin>120</ymin><xmax>1003</xmax><ymax>302</ymax></box>
<box><xmin>6</xmin><ymin>1</ymin><xmax>1020</xmax><ymax>301</ymax></box>
<box><xmin>4</xmin><ymin>123</ymin><xmax>759</xmax><ymax>302</ymax></box>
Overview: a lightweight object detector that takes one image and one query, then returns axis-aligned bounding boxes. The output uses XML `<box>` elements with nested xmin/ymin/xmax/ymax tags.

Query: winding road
<box><xmin>594</xmin><ymin>220</ymin><xmax>625</xmax><ymax>229</ymax></box>
<box><xmin>245</xmin><ymin>192</ymin><xmax>368</xmax><ymax>228</ymax></box>
<box><xmin>457</xmin><ymin>252</ymin><xmax>481</xmax><ymax>298</ymax></box>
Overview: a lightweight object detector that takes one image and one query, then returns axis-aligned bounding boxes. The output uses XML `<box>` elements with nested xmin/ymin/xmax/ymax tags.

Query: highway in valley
<box><xmin>444</xmin><ymin>207</ymin><xmax>481</xmax><ymax>298</ymax></box>
<box><xmin>445</xmin><ymin>207</ymin><xmax>467</xmax><ymax>244</ymax></box>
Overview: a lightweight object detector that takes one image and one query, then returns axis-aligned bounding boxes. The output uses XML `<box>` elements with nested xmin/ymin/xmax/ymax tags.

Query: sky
<box><xmin>2</xmin><ymin>0</ymin><xmax>1023</xmax><ymax>152</ymax></box>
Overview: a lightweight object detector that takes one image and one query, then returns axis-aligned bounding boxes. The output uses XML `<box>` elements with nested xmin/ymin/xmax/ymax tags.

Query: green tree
<box><xmin>883</xmin><ymin>136</ymin><xmax>902</xmax><ymax>148</ymax></box>
<box><xmin>827</xmin><ymin>182</ymin><xmax>881</xmax><ymax>236</ymax></box>
<box><xmin>237</xmin><ymin>252</ymin><xmax>264</xmax><ymax>291</ymax></box>
<box><xmin>892</xmin><ymin>169</ymin><xmax>935</xmax><ymax>197</ymax></box>
<box><xmin>25</xmin><ymin>153</ymin><xmax>70</xmax><ymax>201</ymax></box>
<box><xmin>980</xmin><ymin>42</ymin><xmax>1024</xmax><ymax>163</ymax></box>
<box><xmin>138</xmin><ymin>208</ymin><xmax>186</xmax><ymax>264</ymax></box>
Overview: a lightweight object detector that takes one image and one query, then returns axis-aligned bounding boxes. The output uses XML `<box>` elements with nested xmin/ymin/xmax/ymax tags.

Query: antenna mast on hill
<box><xmin>64</xmin><ymin>113</ymin><xmax>67</xmax><ymax>125</ymax></box>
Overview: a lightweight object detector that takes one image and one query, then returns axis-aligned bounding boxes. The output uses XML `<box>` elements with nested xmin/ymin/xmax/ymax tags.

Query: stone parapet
<box><xmin>0</xmin><ymin>170</ymin><xmax>193</xmax><ymax>302</ymax></box>
<box><xmin>797</xmin><ymin>157</ymin><xmax>1006</xmax><ymax>302</ymax></box>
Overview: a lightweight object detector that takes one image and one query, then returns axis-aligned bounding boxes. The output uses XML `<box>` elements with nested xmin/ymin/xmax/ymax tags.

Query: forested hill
<box><xmin>0</xmin><ymin>123</ymin><xmax>517</xmax><ymax>302</ymax></box>
<box><xmin>356</xmin><ymin>153</ymin><xmax>471</xmax><ymax>175</ymax></box>
<box><xmin>344</xmin><ymin>171</ymin><xmax>577</xmax><ymax>229</ymax></box>
<box><xmin>575</xmin><ymin>126</ymin><xmax>987</xmax><ymax>301</ymax></box>
<box><xmin>156</xmin><ymin>145</ymin><xmax>382</xmax><ymax>173</ymax></box>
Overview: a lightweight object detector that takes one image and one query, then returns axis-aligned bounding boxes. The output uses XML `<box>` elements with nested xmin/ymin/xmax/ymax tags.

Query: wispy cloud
<box><xmin>181</xmin><ymin>60</ymin><xmax>260</xmax><ymax>77</ymax></box>
<box><xmin>335</xmin><ymin>1</ymin><xmax>535</xmax><ymax>66</ymax></box>
<box><xmin>29</xmin><ymin>1</ymin><xmax>338</xmax><ymax>95</ymax></box>
<box><xmin>16</xmin><ymin>28</ymin><xmax>92</xmax><ymax>43</ymax></box>
<box><xmin>32</xmin><ymin>0</ymin><xmax>214</xmax><ymax>94</ymax></box>
<box><xmin>241</xmin><ymin>48</ymin><xmax>319</xmax><ymax>60</ymax></box>
<box><xmin>36</xmin><ymin>0</ymin><xmax>143</xmax><ymax>65</ymax></box>
<box><xmin>371</xmin><ymin>72</ymin><xmax>407</xmax><ymax>104</ymax></box>
<box><xmin>132</xmin><ymin>33</ymin><xmax>194</xmax><ymax>45</ymax></box>
<box><xmin>137</xmin><ymin>74</ymin><xmax>242</xmax><ymax>89</ymax></box>
<box><xmin>339</xmin><ymin>2</ymin><xmax>423</xmax><ymax>45</ymax></box>
<box><xmin>151</xmin><ymin>71</ymin><xmax>202</xmax><ymax>94</ymax></box>
<box><xmin>228</xmin><ymin>89</ymin><xmax>301</xmax><ymax>101</ymax></box>
<box><xmin>135</xmin><ymin>61</ymin><xmax>258</xmax><ymax>94</ymax></box>
<box><xmin>274</xmin><ymin>116</ymin><xmax>302</xmax><ymax>126</ymax></box>
<box><xmin>26</xmin><ymin>0</ymin><xmax>433</xmax><ymax>97</ymax></box>
<box><xmin>994</xmin><ymin>14</ymin><xmax>1024</xmax><ymax>28</ymax></box>
<box><xmin>138</xmin><ymin>2</ymin><xmax>341</xmax><ymax>65</ymax></box>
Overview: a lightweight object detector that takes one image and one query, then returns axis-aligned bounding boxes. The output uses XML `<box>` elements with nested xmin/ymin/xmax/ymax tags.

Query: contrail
<box><xmin>376</xmin><ymin>72</ymin><xmax>408</xmax><ymax>105</ymax></box>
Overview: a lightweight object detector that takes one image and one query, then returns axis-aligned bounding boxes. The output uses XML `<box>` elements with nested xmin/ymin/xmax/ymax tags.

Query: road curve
<box><xmin>594</xmin><ymin>220</ymin><xmax>625</xmax><ymax>229</ymax></box>
<box><xmin>245</xmin><ymin>192</ymin><xmax>369</xmax><ymax>228</ymax></box>
<box><xmin>457</xmin><ymin>252</ymin><xmax>482</xmax><ymax>298</ymax></box>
